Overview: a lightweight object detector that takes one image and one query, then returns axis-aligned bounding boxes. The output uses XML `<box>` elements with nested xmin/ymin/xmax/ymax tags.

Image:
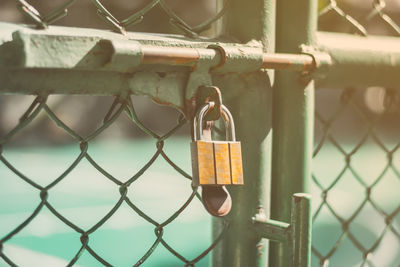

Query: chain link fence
<box><xmin>318</xmin><ymin>0</ymin><xmax>400</xmax><ymax>36</ymax></box>
<box><xmin>0</xmin><ymin>94</ymin><xmax>230</xmax><ymax>266</ymax></box>
<box><xmin>313</xmin><ymin>0</ymin><xmax>400</xmax><ymax>266</ymax></box>
<box><xmin>8</xmin><ymin>0</ymin><xmax>227</xmax><ymax>37</ymax></box>
<box><xmin>0</xmin><ymin>1</ymin><xmax>230</xmax><ymax>265</ymax></box>
<box><xmin>1</xmin><ymin>0</ymin><xmax>400</xmax><ymax>266</ymax></box>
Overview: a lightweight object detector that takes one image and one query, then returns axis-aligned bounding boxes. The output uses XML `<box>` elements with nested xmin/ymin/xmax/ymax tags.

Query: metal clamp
<box><xmin>300</xmin><ymin>44</ymin><xmax>332</xmax><ymax>80</ymax></box>
<box><xmin>208</xmin><ymin>43</ymin><xmax>264</xmax><ymax>73</ymax></box>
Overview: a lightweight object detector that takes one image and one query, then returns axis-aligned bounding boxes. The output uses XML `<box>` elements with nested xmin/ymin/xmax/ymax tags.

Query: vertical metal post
<box><xmin>290</xmin><ymin>193</ymin><xmax>312</xmax><ymax>267</ymax></box>
<box><xmin>212</xmin><ymin>0</ymin><xmax>275</xmax><ymax>266</ymax></box>
<box><xmin>270</xmin><ymin>0</ymin><xmax>317</xmax><ymax>266</ymax></box>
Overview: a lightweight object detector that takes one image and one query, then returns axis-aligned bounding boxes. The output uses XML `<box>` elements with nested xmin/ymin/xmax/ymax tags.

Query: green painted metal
<box><xmin>0</xmin><ymin>22</ymin><xmax>267</xmax><ymax>114</ymax></box>
<box><xmin>270</xmin><ymin>0</ymin><xmax>317</xmax><ymax>266</ymax></box>
<box><xmin>316</xmin><ymin>31</ymin><xmax>400</xmax><ymax>89</ymax></box>
<box><xmin>252</xmin><ymin>214</ymin><xmax>291</xmax><ymax>243</ymax></box>
<box><xmin>290</xmin><ymin>193</ymin><xmax>312</xmax><ymax>267</ymax></box>
<box><xmin>1</xmin><ymin>0</ymin><xmax>400</xmax><ymax>266</ymax></box>
<box><xmin>211</xmin><ymin>72</ymin><xmax>273</xmax><ymax>267</ymax></box>
<box><xmin>253</xmin><ymin>193</ymin><xmax>312</xmax><ymax>265</ymax></box>
<box><xmin>2</xmin><ymin>22</ymin><xmax>400</xmax><ymax>97</ymax></box>
<box><xmin>211</xmin><ymin>73</ymin><xmax>272</xmax><ymax>267</ymax></box>
<box><xmin>211</xmin><ymin>0</ymin><xmax>275</xmax><ymax>266</ymax></box>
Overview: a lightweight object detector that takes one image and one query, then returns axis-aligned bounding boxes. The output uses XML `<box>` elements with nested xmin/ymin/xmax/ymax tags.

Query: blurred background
<box><xmin>0</xmin><ymin>0</ymin><xmax>400</xmax><ymax>266</ymax></box>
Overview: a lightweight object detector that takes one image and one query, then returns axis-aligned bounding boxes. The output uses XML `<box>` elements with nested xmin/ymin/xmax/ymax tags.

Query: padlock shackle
<box><xmin>221</xmin><ymin>105</ymin><xmax>236</xmax><ymax>141</ymax></box>
<box><xmin>193</xmin><ymin>102</ymin><xmax>236</xmax><ymax>141</ymax></box>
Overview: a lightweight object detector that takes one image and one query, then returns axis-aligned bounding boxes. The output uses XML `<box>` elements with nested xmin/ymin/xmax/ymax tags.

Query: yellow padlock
<box><xmin>191</xmin><ymin>102</ymin><xmax>244</xmax><ymax>187</ymax></box>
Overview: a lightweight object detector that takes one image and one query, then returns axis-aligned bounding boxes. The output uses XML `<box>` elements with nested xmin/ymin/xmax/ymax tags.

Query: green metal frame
<box><xmin>2</xmin><ymin>0</ymin><xmax>400</xmax><ymax>266</ymax></box>
<box><xmin>211</xmin><ymin>0</ymin><xmax>274</xmax><ymax>266</ymax></box>
<box><xmin>270</xmin><ymin>0</ymin><xmax>317</xmax><ymax>266</ymax></box>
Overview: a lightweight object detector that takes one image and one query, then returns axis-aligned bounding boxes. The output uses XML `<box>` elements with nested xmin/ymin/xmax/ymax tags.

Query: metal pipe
<box><xmin>316</xmin><ymin>31</ymin><xmax>400</xmax><ymax>88</ymax></box>
<box><xmin>290</xmin><ymin>193</ymin><xmax>312</xmax><ymax>267</ymax></box>
<box><xmin>140</xmin><ymin>32</ymin><xmax>400</xmax><ymax>87</ymax></box>
<box><xmin>4</xmin><ymin>23</ymin><xmax>400</xmax><ymax>82</ymax></box>
<box><xmin>252</xmin><ymin>218</ymin><xmax>291</xmax><ymax>243</ymax></box>
<box><xmin>140</xmin><ymin>45</ymin><xmax>314</xmax><ymax>72</ymax></box>
<box><xmin>262</xmin><ymin>53</ymin><xmax>314</xmax><ymax>71</ymax></box>
<box><xmin>139</xmin><ymin>34</ymin><xmax>400</xmax><ymax>87</ymax></box>
<box><xmin>252</xmin><ymin>192</ymin><xmax>312</xmax><ymax>263</ymax></box>
<box><xmin>141</xmin><ymin>32</ymin><xmax>400</xmax><ymax>78</ymax></box>
<box><xmin>141</xmin><ymin>46</ymin><xmax>210</xmax><ymax>67</ymax></box>
<box><xmin>270</xmin><ymin>0</ymin><xmax>317</xmax><ymax>265</ymax></box>
<box><xmin>211</xmin><ymin>0</ymin><xmax>275</xmax><ymax>266</ymax></box>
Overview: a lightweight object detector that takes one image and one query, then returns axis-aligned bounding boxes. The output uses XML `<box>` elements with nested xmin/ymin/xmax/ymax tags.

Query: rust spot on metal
<box><xmin>262</xmin><ymin>53</ymin><xmax>314</xmax><ymax>72</ymax></box>
<box><xmin>152</xmin><ymin>97</ymin><xmax>184</xmax><ymax>113</ymax></box>
<box><xmin>195</xmin><ymin>86</ymin><xmax>222</xmax><ymax>121</ymax></box>
<box><xmin>230</xmin><ymin>142</ymin><xmax>243</xmax><ymax>185</ymax></box>
<box><xmin>257</xmin><ymin>244</ymin><xmax>264</xmax><ymax>258</ymax></box>
<box><xmin>156</xmin><ymin>72</ymin><xmax>166</xmax><ymax>78</ymax></box>
<box><xmin>214</xmin><ymin>143</ymin><xmax>231</xmax><ymax>185</ymax></box>
<box><xmin>191</xmin><ymin>141</ymin><xmax>216</xmax><ymax>186</ymax></box>
<box><xmin>185</xmin><ymin>96</ymin><xmax>197</xmax><ymax>121</ymax></box>
<box><xmin>141</xmin><ymin>46</ymin><xmax>200</xmax><ymax>66</ymax></box>
<box><xmin>262</xmin><ymin>54</ymin><xmax>292</xmax><ymax>69</ymax></box>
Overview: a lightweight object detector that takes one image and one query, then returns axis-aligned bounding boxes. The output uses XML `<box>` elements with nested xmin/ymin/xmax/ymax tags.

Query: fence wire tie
<box><xmin>16</xmin><ymin>0</ymin><xmax>76</xmax><ymax>29</ymax></box>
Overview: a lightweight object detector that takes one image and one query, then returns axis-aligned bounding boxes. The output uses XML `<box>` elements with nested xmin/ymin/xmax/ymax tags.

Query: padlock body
<box><xmin>229</xmin><ymin>142</ymin><xmax>244</xmax><ymax>185</ymax></box>
<box><xmin>191</xmin><ymin>140</ymin><xmax>244</xmax><ymax>186</ymax></box>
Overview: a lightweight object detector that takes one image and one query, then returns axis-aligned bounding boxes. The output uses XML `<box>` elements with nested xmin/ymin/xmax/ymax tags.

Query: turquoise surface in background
<box><xmin>0</xmin><ymin>138</ymin><xmax>211</xmax><ymax>266</ymax></box>
<box><xmin>0</xmin><ymin>138</ymin><xmax>399</xmax><ymax>266</ymax></box>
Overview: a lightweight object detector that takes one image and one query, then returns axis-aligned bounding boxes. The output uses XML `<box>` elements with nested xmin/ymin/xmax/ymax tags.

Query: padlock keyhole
<box><xmin>201</xmin><ymin>185</ymin><xmax>232</xmax><ymax>217</ymax></box>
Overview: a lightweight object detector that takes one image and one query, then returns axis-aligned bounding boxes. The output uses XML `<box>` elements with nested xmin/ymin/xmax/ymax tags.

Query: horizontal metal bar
<box><xmin>140</xmin><ymin>46</ymin><xmax>315</xmax><ymax>72</ymax></box>
<box><xmin>262</xmin><ymin>53</ymin><xmax>314</xmax><ymax>71</ymax></box>
<box><xmin>141</xmin><ymin>46</ymin><xmax>213</xmax><ymax>67</ymax></box>
<box><xmin>253</xmin><ymin>194</ymin><xmax>312</xmax><ymax>266</ymax></box>
<box><xmin>0</xmin><ymin>22</ymin><xmax>314</xmax><ymax>73</ymax></box>
<box><xmin>2</xmin><ymin>23</ymin><xmax>400</xmax><ymax>97</ymax></box>
<box><xmin>252</xmin><ymin>217</ymin><xmax>291</xmax><ymax>243</ymax></box>
<box><xmin>317</xmin><ymin>31</ymin><xmax>400</xmax><ymax>88</ymax></box>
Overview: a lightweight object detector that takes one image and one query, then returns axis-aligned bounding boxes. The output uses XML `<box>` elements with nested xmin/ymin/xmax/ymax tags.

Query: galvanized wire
<box><xmin>315</xmin><ymin>1</ymin><xmax>400</xmax><ymax>265</ymax></box>
<box><xmin>15</xmin><ymin>0</ymin><xmax>228</xmax><ymax>37</ymax></box>
<box><xmin>318</xmin><ymin>0</ymin><xmax>400</xmax><ymax>36</ymax></box>
<box><xmin>16</xmin><ymin>0</ymin><xmax>77</xmax><ymax>29</ymax></box>
<box><xmin>7</xmin><ymin>0</ymin><xmax>400</xmax><ymax>266</ymax></box>
<box><xmin>0</xmin><ymin>94</ymin><xmax>229</xmax><ymax>266</ymax></box>
<box><xmin>312</xmin><ymin>87</ymin><xmax>400</xmax><ymax>266</ymax></box>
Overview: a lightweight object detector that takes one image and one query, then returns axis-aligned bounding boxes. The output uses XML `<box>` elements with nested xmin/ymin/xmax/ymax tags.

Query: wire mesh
<box><xmin>13</xmin><ymin>0</ymin><xmax>227</xmax><ymax>37</ymax></box>
<box><xmin>314</xmin><ymin>1</ymin><xmax>400</xmax><ymax>265</ymax></box>
<box><xmin>0</xmin><ymin>94</ymin><xmax>229</xmax><ymax>266</ymax></box>
<box><xmin>313</xmin><ymin>88</ymin><xmax>400</xmax><ymax>266</ymax></box>
<box><xmin>0</xmin><ymin>1</ymin><xmax>234</xmax><ymax>266</ymax></box>
<box><xmin>2</xmin><ymin>0</ymin><xmax>400</xmax><ymax>266</ymax></box>
<box><xmin>318</xmin><ymin>0</ymin><xmax>400</xmax><ymax>36</ymax></box>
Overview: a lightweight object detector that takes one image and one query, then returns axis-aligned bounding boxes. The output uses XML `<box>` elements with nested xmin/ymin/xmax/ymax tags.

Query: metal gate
<box><xmin>0</xmin><ymin>0</ymin><xmax>399</xmax><ymax>266</ymax></box>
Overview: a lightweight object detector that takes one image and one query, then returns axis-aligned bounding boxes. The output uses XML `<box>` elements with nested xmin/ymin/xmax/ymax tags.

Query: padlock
<box><xmin>191</xmin><ymin>102</ymin><xmax>244</xmax><ymax>187</ymax></box>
